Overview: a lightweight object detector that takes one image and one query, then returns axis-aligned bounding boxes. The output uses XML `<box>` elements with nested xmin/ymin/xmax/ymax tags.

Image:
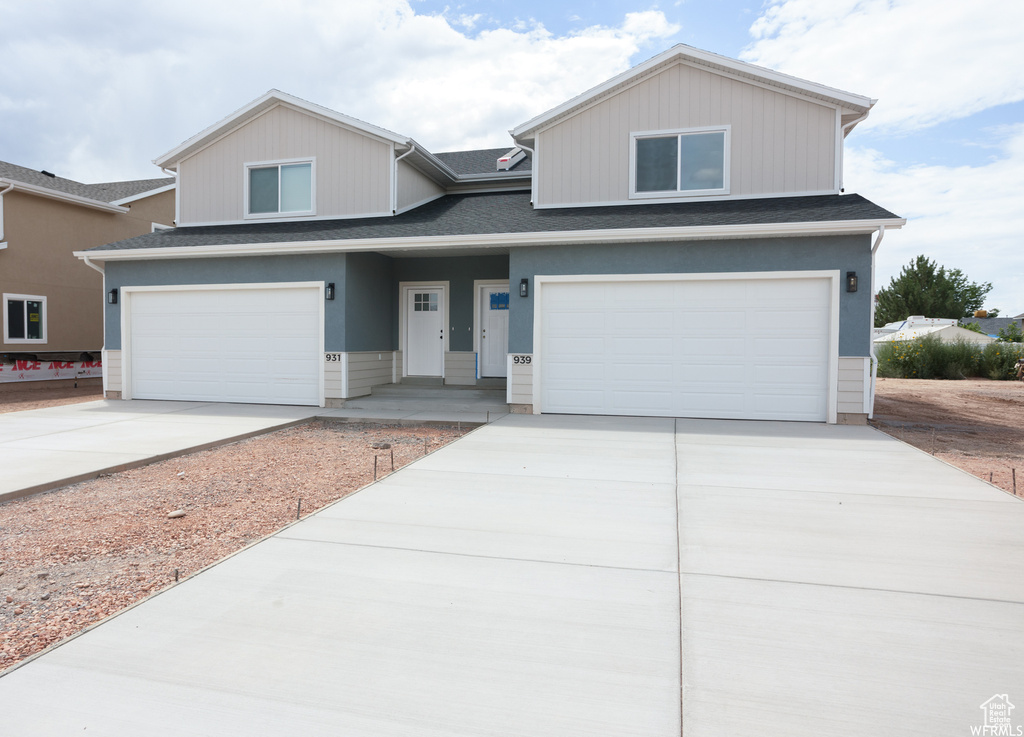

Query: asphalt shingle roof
<box><xmin>0</xmin><ymin>160</ymin><xmax>173</xmax><ymax>203</ymax></box>
<box><xmin>433</xmin><ymin>148</ymin><xmax>531</xmax><ymax>176</ymax></box>
<box><xmin>90</xmin><ymin>192</ymin><xmax>900</xmax><ymax>253</ymax></box>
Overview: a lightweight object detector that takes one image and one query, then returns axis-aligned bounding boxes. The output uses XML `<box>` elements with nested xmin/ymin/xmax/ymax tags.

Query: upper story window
<box><xmin>4</xmin><ymin>293</ymin><xmax>46</xmax><ymax>344</ymax></box>
<box><xmin>245</xmin><ymin>159</ymin><xmax>314</xmax><ymax>218</ymax></box>
<box><xmin>630</xmin><ymin>127</ymin><xmax>730</xmax><ymax>199</ymax></box>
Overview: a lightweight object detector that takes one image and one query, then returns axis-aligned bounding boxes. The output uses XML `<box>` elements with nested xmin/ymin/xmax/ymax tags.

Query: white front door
<box><xmin>480</xmin><ymin>285</ymin><xmax>509</xmax><ymax>377</ymax></box>
<box><xmin>406</xmin><ymin>288</ymin><xmax>444</xmax><ymax>376</ymax></box>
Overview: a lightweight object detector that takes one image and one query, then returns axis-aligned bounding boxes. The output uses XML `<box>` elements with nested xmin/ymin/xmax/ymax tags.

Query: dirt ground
<box><xmin>871</xmin><ymin>378</ymin><xmax>1024</xmax><ymax>497</ymax></box>
<box><xmin>0</xmin><ymin>381</ymin><xmax>103</xmax><ymax>413</ymax></box>
<box><xmin>0</xmin><ymin>420</ymin><xmax>464</xmax><ymax>673</ymax></box>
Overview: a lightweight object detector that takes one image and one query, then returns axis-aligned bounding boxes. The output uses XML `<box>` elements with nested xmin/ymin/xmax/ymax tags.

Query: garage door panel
<box><xmin>540</xmin><ymin>276</ymin><xmax>831</xmax><ymax>422</ymax></box>
<box><xmin>129</xmin><ymin>287</ymin><xmax>320</xmax><ymax>406</ymax></box>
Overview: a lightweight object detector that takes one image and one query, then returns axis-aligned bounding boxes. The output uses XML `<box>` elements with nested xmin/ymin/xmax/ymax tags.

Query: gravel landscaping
<box><xmin>0</xmin><ymin>420</ymin><xmax>464</xmax><ymax>673</ymax></box>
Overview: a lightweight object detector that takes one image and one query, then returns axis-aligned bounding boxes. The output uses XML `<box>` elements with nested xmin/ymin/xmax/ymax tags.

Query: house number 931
<box><xmin>512</xmin><ymin>355</ymin><xmax>532</xmax><ymax>365</ymax></box>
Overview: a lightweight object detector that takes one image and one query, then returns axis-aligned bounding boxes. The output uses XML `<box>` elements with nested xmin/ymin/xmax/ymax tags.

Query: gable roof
<box><xmin>154</xmin><ymin>90</ymin><xmax>412</xmax><ymax>170</ymax></box>
<box><xmin>0</xmin><ymin>160</ymin><xmax>174</xmax><ymax>213</ymax></box>
<box><xmin>79</xmin><ymin>192</ymin><xmax>903</xmax><ymax>261</ymax></box>
<box><xmin>511</xmin><ymin>44</ymin><xmax>875</xmax><ymax>141</ymax></box>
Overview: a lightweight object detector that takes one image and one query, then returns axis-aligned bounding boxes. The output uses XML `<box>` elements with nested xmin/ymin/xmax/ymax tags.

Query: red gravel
<box><xmin>0</xmin><ymin>420</ymin><xmax>464</xmax><ymax>672</ymax></box>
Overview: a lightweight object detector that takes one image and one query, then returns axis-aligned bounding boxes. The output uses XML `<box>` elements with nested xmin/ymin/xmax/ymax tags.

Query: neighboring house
<box><xmin>874</xmin><ymin>316</ymin><xmax>957</xmax><ymax>340</ymax></box>
<box><xmin>874</xmin><ymin>324</ymin><xmax>995</xmax><ymax>345</ymax></box>
<box><xmin>0</xmin><ymin>161</ymin><xmax>174</xmax><ymax>381</ymax></box>
<box><xmin>959</xmin><ymin>316</ymin><xmax>1024</xmax><ymax>338</ymax></box>
<box><xmin>78</xmin><ymin>45</ymin><xmax>904</xmax><ymax>424</ymax></box>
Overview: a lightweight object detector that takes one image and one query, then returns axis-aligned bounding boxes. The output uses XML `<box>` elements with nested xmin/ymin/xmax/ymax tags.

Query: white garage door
<box><xmin>539</xmin><ymin>276</ymin><xmax>833</xmax><ymax>421</ymax></box>
<box><xmin>128</xmin><ymin>286</ymin><xmax>321</xmax><ymax>406</ymax></box>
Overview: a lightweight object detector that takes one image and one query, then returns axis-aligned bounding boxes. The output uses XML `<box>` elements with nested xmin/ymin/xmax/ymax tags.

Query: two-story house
<box><xmin>78</xmin><ymin>45</ymin><xmax>904</xmax><ymax>423</ymax></box>
<box><xmin>0</xmin><ymin>161</ymin><xmax>174</xmax><ymax>382</ymax></box>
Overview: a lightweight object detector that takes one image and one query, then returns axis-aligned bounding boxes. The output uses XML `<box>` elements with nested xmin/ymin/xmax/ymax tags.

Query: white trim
<box><xmin>77</xmin><ymin>217</ymin><xmax>907</xmax><ymax>263</ymax></box>
<box><xmin>531</xmin><ymin>270</ymin><xmax>841</xmax><ymax>423</ymax></box>
<box><xmin>0</xmin><ymin>242</ymin><xmax>7</xmax><ymax>250</ymax></box>
<box><xmin>629</xmin><ymin>126</ymin><xmax>731</xmax><ymax>200</ymax></box>
<box><xmin>110</xmin><ymin>182</ymin><xmax>176</xmax><ymax>206</ymax></box>
<box><xmin>511</xmin><ymin>44</ymin><xmax>872</xmax><ymax>139</ymax></box>
<box><xmin>395</xmin><ymin>192</ymin><xmax>445</xmax><ymax>215</ymax></box>
<box><xmin>398</xmin><ymin>281</ymin><xmax>449</xmax><ymax>378</ymax></box>
<box><xmin>3</xmin><ymin>292</ymin><xmax>47</xmax><ymax>344</ymax></box>
<box><xmin>473</xmin><ymin>280</ymin><xmax>510</xmax><ymax>379</ymax></box>
<box><xmin>179</xmin><ymin>210</ymin><xmax>392</xmax><ymax>228</ymax></box>
<box><xmin>533</xmin><ymin>188</ymin><xmax>840</xmax><ymax>209</ymax></box>
<box><xmin>0</xmin><ymin>179</ymin><xmax>128</xmax><ymax>214</ymax></box>
<box><xmin>151</xmin><ymin>222</ymin><xmax>173</xmax><ymax>232</ymax></box>
<box><xmin>243</xmin><ymin>157</ymin><xmax>316</xmax><ymax>219</ymax></box>
<box><xmin>120</xmin><ymin>281</ymin><xmax>325</xmax><ymax>406</ymax></box>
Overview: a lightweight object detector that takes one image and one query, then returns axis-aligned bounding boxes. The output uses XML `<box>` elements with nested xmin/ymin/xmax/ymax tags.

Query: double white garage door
<box><xmin>123</xmin><ymin>276</ymin><xmax>834</xmax><ymax>420</ymax></box>
<box><xmin>127</xmin><ymin>286</ymin><xmax>321</xmax><ymax>406</ymax></box>
<box><xmin>538</xmin><ymin>275</ymin><xmax>835</xmax><ymax>422</ymax></box>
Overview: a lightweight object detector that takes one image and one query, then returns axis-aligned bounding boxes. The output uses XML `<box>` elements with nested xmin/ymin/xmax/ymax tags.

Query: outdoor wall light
<box><xmin>325</xmin><ymin>282</ymin><xmax>335</xmax><ymax>301</ymax></box>
<box><xmin>107</xmin><ymin>288</ymin><xmax>118</xmax><ymax>305</ymax></box>
<box><xmin>846</xmin><ymin>271</ymin><xmax>858</xmax><ymax>293</ymax></box>
<box><xmin>519</xmin><ymin>278</ymin><xmax>529</xmax><ymax>298</ymax></box>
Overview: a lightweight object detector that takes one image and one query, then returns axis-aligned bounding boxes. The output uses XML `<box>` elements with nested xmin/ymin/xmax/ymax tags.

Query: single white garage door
<box><xmin>128</xmin><ymin>286</ymin><xmax>321</xmax><ymax>406</ymax></box>
<box><xmin>539</xmin><ymin>276</ymin><xmax>833</xmax><ymax>421</ymax></box>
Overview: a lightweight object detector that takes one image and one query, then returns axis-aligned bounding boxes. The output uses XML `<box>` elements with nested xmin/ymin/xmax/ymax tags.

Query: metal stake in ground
<box><xmin>296</xmin><ymin>498</ymin><xmax>302</xmax><ymax>520</ymax></box>
<box><xmin>374</xmin><ymin>455</ymin><xmax>378</xmax><ymax>481</ymax></box>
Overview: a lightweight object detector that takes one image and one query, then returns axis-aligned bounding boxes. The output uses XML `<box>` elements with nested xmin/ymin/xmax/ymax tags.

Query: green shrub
<box><xmin>875</xmin><ymin>334</ymin><xmax>1021</xmax><ymax>380</ymax></box>
<box><xmin>998</xmin><ymin>321</ymin><xmax>1024</xmax><ymax>343</ymax></box>
<box><xmin>980</xmin><ymin>342</ymin><xmax>1024</xmax><ymax>380</ymax></box>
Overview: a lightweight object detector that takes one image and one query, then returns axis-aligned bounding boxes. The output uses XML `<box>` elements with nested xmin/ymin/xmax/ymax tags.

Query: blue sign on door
<box><xmin>490</xmin><ymin>292</ymin><xmax>509</xmax><ymax>310</ymax></box>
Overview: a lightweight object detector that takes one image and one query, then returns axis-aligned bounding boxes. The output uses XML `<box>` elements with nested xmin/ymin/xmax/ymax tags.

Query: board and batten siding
<box><xmin>177</xmin><ymin>104</ymin><xmax>393</xmax><ymax>225</ymax></box>
<box><xmin>397</xmin><ymin>160</ymin><xmax>444</xmax><ymax>213</ymax></box>
<box><xmin>535</xmin><ymin>61</ymin><xmax>838</xmax><ymax>207</ymax></box>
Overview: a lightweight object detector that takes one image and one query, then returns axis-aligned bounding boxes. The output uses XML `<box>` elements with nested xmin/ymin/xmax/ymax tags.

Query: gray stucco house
<box><xmin>78</xmin><ymin>45</ymin><xmax>904</xmax><ymax>424</ymax></box>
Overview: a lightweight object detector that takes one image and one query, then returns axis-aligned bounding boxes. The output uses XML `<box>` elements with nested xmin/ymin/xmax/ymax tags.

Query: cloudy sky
<box><xmin>2</xmin><ymin>0</ymin><xmax>1021</xmax><ymax>312</ymax></box>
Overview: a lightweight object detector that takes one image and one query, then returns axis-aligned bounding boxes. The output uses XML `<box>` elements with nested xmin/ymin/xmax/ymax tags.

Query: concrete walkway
<box><xmin>1</xmin><ymin>415</ymin><xmax>1022</xmax><ymax>735</ymax></box>
<box><xmin>0</xmin><ymin>387</ymin><xmax>509</xmax><ymax>503</ymax></box>
<box><xmin>0</xmin><ymin>400</ymin><xmax>323</xmax><ymax>503</ymax></box>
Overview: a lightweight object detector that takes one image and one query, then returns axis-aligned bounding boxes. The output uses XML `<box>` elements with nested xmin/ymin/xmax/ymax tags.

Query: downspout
<box><xmin>0</xmin><ymin>179</ymin><xmax>14</xmax><ymax>247</ymax></box>
<box><xmin>515</xmin><ymin>141</ymin><xmax>536</xmax><ymax>205</ymax></box>
<box><xmin>81</xmin><ymin>255</ymin><xmax>109</xmax><ymax>394</ymax></box>
<box><xmin>392</xmin><ymin>143</ymin><xmax>416</xmax><ymax>214</ymax></box>
<box><xmin>868</xmin><ymin>225</ymin><xmax>886</xmax><ymax>419</ymax></box>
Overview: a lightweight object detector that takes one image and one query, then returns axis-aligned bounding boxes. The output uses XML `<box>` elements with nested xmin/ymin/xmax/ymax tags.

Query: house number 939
<box><xmin>512</xmin><ymin>355</ymin><xmax>532</xmax><ymax>365</ymax></box>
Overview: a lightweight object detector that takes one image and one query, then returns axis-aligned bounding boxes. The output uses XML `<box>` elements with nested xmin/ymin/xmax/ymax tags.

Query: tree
<box><xmin>874</xmin><ymin>255</ymin><xmax>993</xmax><ymax>327</ymax></box>
<box><xmin>998</xmin><ymin>321</ymin><xmax>1023</xmax><ymax>343</ymax></box>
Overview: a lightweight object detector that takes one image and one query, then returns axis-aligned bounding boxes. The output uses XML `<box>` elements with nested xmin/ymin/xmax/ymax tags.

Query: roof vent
<box><xmin>40</xmin><ymin>170</ymin><xmax>56</xmax><ymax>178</ymax></box>
<box><xmin>496</xmin><ymin>147</ymin><xmax>525</xmax><ymax>171</ymax></box>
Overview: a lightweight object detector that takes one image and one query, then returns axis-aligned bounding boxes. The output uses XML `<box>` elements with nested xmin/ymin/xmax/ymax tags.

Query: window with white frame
<box><xmin>4</xmin><ymin>294</ymin><xmax>46</xmax><ymax>343</ymax></box>
<box><xmin>631</xmin><ymin>127</ymin><xmax>729</xmax><ymax>198</ymax></box>
<box><xmin>245</xmin><ymin>159</ymin><xmax>314</xmax><ymax>217</ymax></box>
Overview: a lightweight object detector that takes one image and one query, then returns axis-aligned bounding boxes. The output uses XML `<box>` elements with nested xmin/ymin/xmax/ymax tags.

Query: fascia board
<box><xmin>76</xmin><ymin>217</ymin><xmax>906</xmax><ymax>262</ymax></box>
<box><xmin>154</xmin><ymin>90</ymin><xmax>411</xmax><ymax>168</ymax></box>
<box><xmin>109</xmin><ymin>182</ymin><xmax>177</xmax><ymax>206</ymax></box>
<box><xmin>3</xmin><ymin>180</ymin><xmax>129</xmax><ymax>214</ymax></box>
<box><xmin>512</xmin><ymin>44</ymin><xmax>873</xmax><ymax>138</ymax></box>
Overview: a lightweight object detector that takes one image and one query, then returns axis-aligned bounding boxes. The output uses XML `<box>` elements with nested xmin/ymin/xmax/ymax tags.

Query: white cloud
<box><xmin>742</xmin><ymin>0</ymin><xmax>1024</xmax><ymax>133</ymax></box>
<box><xmin>847</xmin><ymin>124</ymin><xmax>1024</xmax><ymax>313</ymax></box>
<box><xmin>0</xmin><ymin>1</ymin><xmax>678</xmax><ymax>182</ymax></box>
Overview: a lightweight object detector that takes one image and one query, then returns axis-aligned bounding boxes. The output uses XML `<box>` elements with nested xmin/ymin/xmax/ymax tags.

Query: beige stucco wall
<box><xmin>177</xmin><ymin>104</ymin><xmax>393</xmax><ymax>225</ymax></box>
<box><xmin>0</xmin><ymin>188</ymin><xmax>174</xmax><ymax>354</ymax></box>
<box><xmin>535</xmin><ymin>60</ymin><xmax>838</xmax><ymax>207</ymax></box>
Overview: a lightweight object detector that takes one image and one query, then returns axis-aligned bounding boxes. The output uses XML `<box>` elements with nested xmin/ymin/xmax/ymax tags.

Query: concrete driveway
<box><xmin>1</xmin><ymin>414</ymin><xmax>1022</xmax><ymax>735</ymax></box>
